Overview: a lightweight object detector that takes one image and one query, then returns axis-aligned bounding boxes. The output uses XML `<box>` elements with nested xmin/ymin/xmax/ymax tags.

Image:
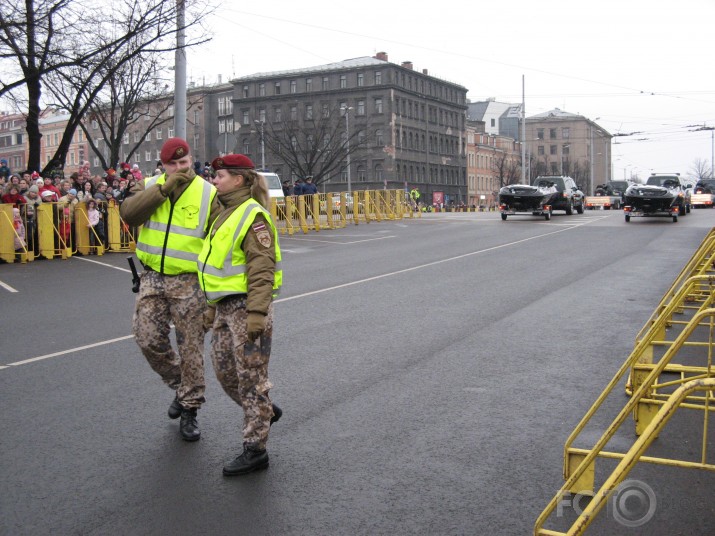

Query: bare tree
<box><xmin>0</xmin><ymin>0</ymin><xmax>212</xmax><ymax>173</ymax></box>
<box><xmin>689</xmin><ymin>158</ymin><xmax>713</xmax><ymax>181</ymax></box>
<box><xmin>261</xmin><ymin>105</ymin><xmax>369</xmax><ymax>186</ymax></box>
<box><xmin>491</xmin><ymin>151</ymin><xmax>520</xmax><ymax>189</ymax></box>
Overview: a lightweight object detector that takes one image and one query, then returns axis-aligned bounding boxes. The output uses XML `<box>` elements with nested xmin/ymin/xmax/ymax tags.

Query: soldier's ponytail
<box><xmin>242</xmin><ymin>169</ymin><xmax>269</xmax><ymax>209</ymax></box>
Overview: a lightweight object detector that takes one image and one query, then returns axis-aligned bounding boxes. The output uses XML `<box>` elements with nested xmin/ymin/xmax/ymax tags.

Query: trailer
<box><xmin>584</xmin><ymin>194</ymin><xmax>621</xmax><ymax>210</ymax></box>
<box><xmin>690</xmin><ymin>192</ymin><xmax>714</xmax><ymax>208</ymax></box>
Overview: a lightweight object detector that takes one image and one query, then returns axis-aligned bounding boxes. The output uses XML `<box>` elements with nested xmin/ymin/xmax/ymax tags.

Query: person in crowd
<box><xmin>9</xmin><ymin>174</ymin><xmax>21</xmax><ymax>185</ymax></box>
<box><xmin>282</xmin><ymin>180</ymin><xmax>292</xmax><ymax>197</ymax></box>
<box><xmin>131</xmin><ymin>164</ymin><xmax>143</xmax><ymax>181</ymax></box>
<box><xmin>120</xmin><ymin>137</ymin><xmax>220</xmax><ymax>442</ymax></box>
<box><xmin>94</xmin><ymin>182</ymin><xmax>109</xmax><ymax>202</ymax></box>
<box><xmin>78</xmin><ymin>180</ymin><xmax>94</xmax><ymax>203</ymax></box>
<box><xmin>198</xmin><ymin>154</ymin><xmax>282</xmax><ymax>476</ymax></box>
<box><xmin>39</xmin><ymin>175</ymin><xmax>60</xmax><ymax>201</ymax></box>
<box><xmin>293</xmin><ymin>178</ymin><xmax>304</xmax><ymax>197</ymax></box>
<box><xmin>0</xmin><ymin>158</ymin><xmax>10</xmax><ymax>180</ymax></box>
<box><xmin>119</xmin><ymin>163</ymin><xmax>132</xmax><ymax>180</ymax></box>
<box><xmin>86</xmin><ymin>199</ymin><xmax>104</xmax><ymax>253</ymax></box>
<box><xmin>2</xmin><ymin>183</ymin><xmax>27</xmax><ymax>207</ymax></box>
<box><xmin>59</xmin><ymin>178</ymin><xmax>73</xmax><ymax>198</ymax></box>
<box><xmin>12</xmin><ymin>207</ymin><xmax>26</xmax><ymax>256</ymax></box>
<box><xmin>17</xmin><ymin>178</ymin><xmax>29</xmax><ymax>195</ymax></box>
<box><xmin>23</xmin><ymin>185</ymin><xmax>41</xmax><ymax>255</ymax></box>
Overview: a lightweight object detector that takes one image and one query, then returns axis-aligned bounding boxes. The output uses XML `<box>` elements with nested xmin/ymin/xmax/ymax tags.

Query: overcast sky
<box><xmin>187</xmin><ymin>0</ymin><xmax>715</xmax><ymax>181</ymax></box>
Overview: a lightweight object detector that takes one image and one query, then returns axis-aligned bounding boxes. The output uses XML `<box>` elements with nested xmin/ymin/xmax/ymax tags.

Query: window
<box><xmin>290</xmin><ymin>80</ymin><xmax>297</xmax><ymax>94</ymax></box>
<box><xmin>274</xmin><ymin>106</ymin><xmax>282</xmax><ymax>122</ymax></box>
<box><xmin>145</xmin><ymin>150</ymin><xmax>151</xmax><ymax>162</ymax></box>
<box><xmin>274</xmin><ymin>82</ymin><xmax>281</xmax><ymax>95</ymax></box>
<box><xmin>168</xmin><ymin>127</ymin><xmax>174</xmax><ymax>138</ymax></box>
<box><xmin>339</xmin><ymin>102</ymin><xmax>347</xmax><ymax>115</ymax></box>
<box><xmin>92</xmin><ymin>120</ymin><xmax>98</xmax><ymax>130</ymax></box>
<box><xmin>550</xmin><ymin>128</ymin><xmax>557</xmax><ymax>139</ymax></box>
<box><xmin>134</xmin><ymin>131</ymin><xmax>140</xmax><ymax>143</ymax></box>
<box><xmin>550</xmin><ymin>145</ymin><xmax>557</xmax><ymax>155</ymax></box>
<box><xmin>537</xmin><ymin>128</ymin><xmax>544</xmax><ymax>140</ymax></box>
<box><xmin>290</xmin><ymin>106</ymin><xmax>297</xmax><ymax>121</ymax></box>
<box><xmin>218</xmin><ymin>97</ymin><xmax>226</xmax><ymax>115</ymax></box>
<box><xmin>156</xmin><ymin>149</ymin><xmax>161</xmax><ymax>161</ymax></box>
<box><xmin>357</xmin><ymin>165</ymin><xmax>366</xmax><ymax>181</ymax></box>
<box><xmin>491</xmin><ymin>118</ymin><xmax>496</xmax><ymax>127</ymax></box>
<box><xmin>375</xmin><ymin>98</ymin><xmax>383</xmax><ymax>114</ymax></box>
<box><xmin>305</xmin><ymin>105</ymin><xmax>313</xmax><ymax>119</ymax></box>
<box><xmin>259</xmin><ymin>108</ymin><xmax>266</xmax><ymax>122</ymax></box>
<box><xmin>357</xmin><ymin>100</ymin><xmax>365</xmax><ymax>116</ymax></box>
<box><xmin>375</xmin><ymin>163</ymin><xmax>383</xmax><ymax>180</ymax></box>
<box><xmin>375</xmin><ymin>71</ymin><xmax>382</xmax><ymax>84</ymax></box>
<box><xmin>538</xmin><ymin>146</ymin><xmax>545</xmax><ymax>156</ymax></box>
<box><xmin>562</xmin><ymin>127</ymin><xmax>570</xmax><ymax>139</ymax></box>
<box><xmin>259</xmin><ymin>83</ymin><xmax>265</xmax><ymax>96</ymax></box>
<box><xmin>322</xmin><ymin>77</ymin><xmax>329</xmax><ymax>90</ymax></box>
<box><xmin>340</xmin><ymin>75</ymin><xmax>347</xmax><ymax>88</ymax></box>
<box><xmin>357</xmin><ymin>130</ymin><xmax>365</xmax><ymax>145</ymax></box>
<box><xmin>243</xmin><ymin>85</ymin><xmax>249</xmax><ymax>98</ymax></box>
<box><xmin>562</xmin><ymin>144</ymin><xmax>570</xmax><ymax>155</ymax></box>
<box><xmin>145</xmin><ymin>131</ymin><xmax>151</xmax><ymax>141</ymax></box>
<box><xmin>219</xmin><ymin>120</ymin><xmax>225</xmax><ymax>133</ymax></box>
<box><xmin>243</xmin><ymin>139</ymin><xmax>250</xmax><ymax>154</ymax></box>
<box><xmin>322</xmin><ymin>103</ymin><xmax>330</xmax><ymax>118</ymax></box>
<box><xmin>306</xmin><ymin>78</ymin><xmax>312</xmax><ymax>91</ymax></box>
<box><xmin>194</xmin><ymin>133</ymin><xmax>200</xmax><ymax>150</ymax></box>
<box><xmin>357</xmin><ymin>73</ymin><xmax>364</xmax><ymax>87</ymax></box>
<box><xmin>226</xmin><ymin>119</ymin><xmax>234</xmax><ymax>133</ymax></box>
<box><xmin>94</xmin><ymin>156</ymin><xmax>100</xmax><ymax>167</ymax></box>
<box><xmin>242</xmin><ymin>111</ymin><xmax>249</xmax><ymax>125</ymax></box>
<box><xmin>290</xmin><ymin>136</ymin><xmax>297</xmax><ymax>150</ymax></box>
<box><xmin>550</xmin><ymin>162</ymin><xmax>559</xmax><ymax>174</ymax></box>
<box><xmin>123</xmin><ymin>133</ymin><xmax>129</xmax><ymax>144</ymax></box>
<box><xmin>168</xmin><ymin>105</ymin><xmax>174</xmax><ymax>117</ymax></box>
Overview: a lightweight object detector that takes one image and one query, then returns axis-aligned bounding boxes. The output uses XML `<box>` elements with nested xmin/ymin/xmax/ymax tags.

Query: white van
<box><xmin>258</xmin><ymin>171</ymin><xmax>285</xmax><ymax>207</ymax></box>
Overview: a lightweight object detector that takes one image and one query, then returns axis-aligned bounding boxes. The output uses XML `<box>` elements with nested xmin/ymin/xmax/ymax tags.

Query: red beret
<box><xmin>160</xmin><ymin>138</ymin><xmax>190</xmax><ymax>163</ymax></box>
<box><xmin>211</xmin><ymin>154</ymin><xmax>255</xmax><ymax>170</ymax></box>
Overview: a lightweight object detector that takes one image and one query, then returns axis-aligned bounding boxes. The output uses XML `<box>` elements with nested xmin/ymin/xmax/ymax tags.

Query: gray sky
<box><xmin>188</xmin><ymin>0</ymin><xmax>715</xmax><ymax>181</ymax></box>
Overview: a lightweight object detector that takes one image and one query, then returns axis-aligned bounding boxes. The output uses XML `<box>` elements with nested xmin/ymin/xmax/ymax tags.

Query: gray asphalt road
<box><xmin>2</xmin><ymin>209</ymin><xmax>714</xmax><ymax>536</ymax></box>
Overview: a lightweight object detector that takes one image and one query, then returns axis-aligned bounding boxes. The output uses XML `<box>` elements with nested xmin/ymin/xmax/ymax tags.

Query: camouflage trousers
<box><xmin>132</xmin><ymin>271</ymin><xmax>207</xmax><ymax>409</ymax></box>
<box><xmin>211</xmin><ymin>296</ymin><xmax>274</xmax><ymax>449</ymax></box>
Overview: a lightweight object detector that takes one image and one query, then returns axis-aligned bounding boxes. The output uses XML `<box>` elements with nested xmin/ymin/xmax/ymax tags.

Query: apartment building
<box><xmin>230</xmin><ymin>52</ymin><xmax>469</xmax><ymax>203</ymax></box>
<box><xmin>39</xmin><ymin>110</ymin><xmax>89</xmax><ymax>174</ymax></box>
<box><xmin>525</xmin><ymin>108</ymin><xmax>611</xmax><ymax>195</ymax></box>
<box><xmin>466</xmin><ymin>122</ymin><xmax>522</xmax><ymax>207</ymax></box>
<box><xmin>0</xmin><ymin>112</ymin><xmax>27</xmax><ymax>174</ymax></box>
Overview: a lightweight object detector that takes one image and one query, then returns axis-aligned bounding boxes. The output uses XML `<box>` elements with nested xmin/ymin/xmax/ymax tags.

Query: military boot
<box><xmin>168</xmin><ymin>394</ymin><xmax>182</xmax><ymax>420</ymax></box>
<box><xmin>223</xmin><ymin>443</ymin><xmax>269</xmax><ymax>476</ymax></box>
<box><xmin>270</xmin><ymin>403</ymin><xmax>282</xmax><ymax>426</ymax></box>
<box><xmin>179</xmin><ymin>408</ymin><xmax>201</xmax><ymax>442</ymax></box>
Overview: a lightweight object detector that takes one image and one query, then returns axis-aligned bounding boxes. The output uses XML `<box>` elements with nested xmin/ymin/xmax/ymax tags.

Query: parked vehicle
<box><xmin>498</xmin><ymin>183</ymin><xmax>559</xmax><ymax>221</ymax></box>
<box><xmin>531</xmin><ymin>175</ymin><xmax>585</xmax><ymax>215</ymax></box>
<box><xmin>584</xmin><ymin>180</ymin><xmax>631</xmax><ymax>210</ymax></box>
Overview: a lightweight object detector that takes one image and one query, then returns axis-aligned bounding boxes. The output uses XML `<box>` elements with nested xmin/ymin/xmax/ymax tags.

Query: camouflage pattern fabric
<box><xmin>132</xmin><ymin>271</ymin><xmax>207</xmax><ymax>409</ymax></box>
<box><xmin>211</xmin><ymin>297</ymin><xmax>274</xmax><ymax>449</ymax></box>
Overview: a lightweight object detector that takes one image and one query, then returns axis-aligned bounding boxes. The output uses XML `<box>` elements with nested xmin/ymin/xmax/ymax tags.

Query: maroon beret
<box><xmin>211</xmin><ymin>154</ymin><xmax>255</xmax><ymax>170</ymax></box>
<box><xmin>160</xmin><ymin>138</ymin><xmax>190</xmax><ymax>163</ymax></box>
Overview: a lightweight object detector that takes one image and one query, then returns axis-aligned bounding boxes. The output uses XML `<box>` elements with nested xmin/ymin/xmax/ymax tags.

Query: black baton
<box><xmin>127</xmin><ymin>257</ymin><xmax>141</xmax><ymax>293</ymax></box>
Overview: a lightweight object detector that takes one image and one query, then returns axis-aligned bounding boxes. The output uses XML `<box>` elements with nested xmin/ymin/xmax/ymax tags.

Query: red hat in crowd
<box><xmin>161</xmin><ymin>137</ymin><xmax>190</xmax><ymax>163</ymax></box>
<box><xmin>121</xmin><ymin>162</ymin><xmax>130</xmax><ymax>170</ymax></box>
<box><xmin>107</xmin><ymin>168</ymin><xmax>116</xmax><ymax>175</ymax></box>
<box><xmin>211</xmin><ymin>154</ymin><xmax>255</xmax><ymax>170</ymax></box>
<box><xmin>31</xmin><ymin>171</ymin><xmax>40</xmax><ymax>178</ymax></box>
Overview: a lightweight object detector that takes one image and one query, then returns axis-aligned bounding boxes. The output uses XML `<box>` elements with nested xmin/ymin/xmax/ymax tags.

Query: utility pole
<box><xmin>174</xmin><ymin>0</ymin><xmax>187</xmax><ymax>139</ymax></box>
<box><xmin>254</xmin><ymin>120</ymin><xmax>265</xmax><ymax>169</ymax></box>
<box><xmin>341</xmin><ymin>105</ymin><xmax>353</xmax><ymax>194</ymax></box>
<box><xmin>521</xmin><ymin>75</ymin><xmax>526</xmax><ymax>185</ymax></box>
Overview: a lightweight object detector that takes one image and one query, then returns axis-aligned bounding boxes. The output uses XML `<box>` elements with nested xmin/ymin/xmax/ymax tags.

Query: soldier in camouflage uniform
<box><xmin>198</xmin><ymin>154</ymin><xmax>283</xmax><ymax>476</ymax></box>
<box><xmin>120</xmin><ymin>138</ymin><xmax>220</xmax><ymax>442</ymax></box>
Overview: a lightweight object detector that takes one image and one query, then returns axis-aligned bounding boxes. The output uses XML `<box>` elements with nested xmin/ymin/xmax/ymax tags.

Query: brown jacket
<box><xmin>210</xmin><ymin>185</ymin><xmax>277</xmax><ymax>315</ymax></box>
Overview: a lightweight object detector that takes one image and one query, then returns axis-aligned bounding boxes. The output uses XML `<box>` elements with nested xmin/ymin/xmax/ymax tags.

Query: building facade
<box><xmin>466</xmin><ymin>123</ymin><xmax>522</xmax><ymax>207</ymax></box>
<box><xmin>230</xmin><ymin>52</ymin><xmax>469</xmax><ymax>203</ymax></box>
<box><xmin>525</xmin><ymin>108</ymin><xmax>611</xmax><ymax>195</ymax></box>
<box><xmin>0</xmin><ymin>112</ymin><xmax>27</xmax><ymax>174</ymax></box>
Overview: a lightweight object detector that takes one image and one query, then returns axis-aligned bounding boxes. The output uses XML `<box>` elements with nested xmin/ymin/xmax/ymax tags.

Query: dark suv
<box><xmin>532</xmin><ymin>175</ymin><xmax>585</xmax><ymax>215</ymax></box>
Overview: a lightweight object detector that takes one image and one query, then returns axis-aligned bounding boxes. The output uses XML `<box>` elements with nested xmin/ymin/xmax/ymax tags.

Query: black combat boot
<box><xmin>168</xmin><ymin>394</ymin><xmax>182</xmax><ymax>420</ymax></box>
<box><xmin>223</xmin><ymin>443</ymin><xmax>269</xmax><ymax>476</ymax></box>
<box><xmin>179</xmin><ymin>408</ymin><xmax>201</xmax><ymax>442</ymax></box>
<box><xmin>270</xmin><ymin>403</ymin><xmax>282</xmax><ymax>426</ymax></box>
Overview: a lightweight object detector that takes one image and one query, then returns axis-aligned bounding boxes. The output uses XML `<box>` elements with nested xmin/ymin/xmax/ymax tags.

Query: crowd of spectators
<box><xmin>0</xmin><ymin>159</ymin><xmax>168</xmax><ymax>257</ymax></box>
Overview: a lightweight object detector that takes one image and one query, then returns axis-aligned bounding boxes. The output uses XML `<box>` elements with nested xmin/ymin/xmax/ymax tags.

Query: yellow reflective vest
<box><xmin>136</xmin><ymin>175</ymin><xmax>216</xmax><ymax>275</ymax></box>
<box><xmin>198</xmin><ymin>199</ymin><xmax>283</xmax><ymax>304</ymax></box>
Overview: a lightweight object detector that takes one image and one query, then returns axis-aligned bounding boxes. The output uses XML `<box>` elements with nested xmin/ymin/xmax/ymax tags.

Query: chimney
<box><xmin>374</xmin><ymin>51</ymin><xmax>388</xmax><ymax>62</ymax></box>
<box><xmin>401</xmin><ymin>61</ymin><xmax>414</xmax><ymax>70</ymax></box>
<box><xmin>422</xmin><ymin>69</ymin><xmax>429</xmax><ymax>75</ymax></box>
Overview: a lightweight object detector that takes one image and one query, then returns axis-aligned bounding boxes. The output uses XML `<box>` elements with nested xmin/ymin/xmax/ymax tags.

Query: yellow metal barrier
<box><xmin>535</xmin><ymin>306</ymin><xmax>715</xmax><ymax>535</ymax></box>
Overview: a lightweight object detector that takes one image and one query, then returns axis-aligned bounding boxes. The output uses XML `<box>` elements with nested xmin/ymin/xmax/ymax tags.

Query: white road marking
<box><xmin>3</xmin><ymin>218</ymin><xmax>601</xmax><ymax>369</ymax></box>
<box><xmin>76</xmin><ymin>256</ymin><xmax>131</xmax><ymax>272</ymax></box>
<box><xmin>6</xmin><ymin>335</ymin><xmax>135</xmax><ymax>367</ymax></box>
<box><xmin>0</xmin><ymin>279</ymin><xmax>18</xmax><ymax>293</ymax></box>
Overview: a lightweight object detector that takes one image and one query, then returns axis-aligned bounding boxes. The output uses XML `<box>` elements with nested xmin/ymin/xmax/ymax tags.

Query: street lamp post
<box><xmin>254</xmin><ymin>120</ymin><xmax>265</xmax><ymax>170</ymax></box>
<box><xmin>341</xmin><ymin>105</ymin><xmax>353</xmax><ymax>194</ymax></box>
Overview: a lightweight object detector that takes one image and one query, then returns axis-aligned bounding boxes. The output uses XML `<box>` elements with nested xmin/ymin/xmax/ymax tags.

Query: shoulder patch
<box><xmin>252</xmin><ymin>221</ymin><xmax>267</xmax><ymax>232</ymax></box>
<box><xmin>255</xmin><ymin>229</ymin><xmax>272</xmax><ymax>248</ymax></box>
